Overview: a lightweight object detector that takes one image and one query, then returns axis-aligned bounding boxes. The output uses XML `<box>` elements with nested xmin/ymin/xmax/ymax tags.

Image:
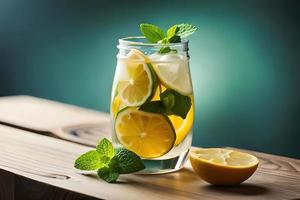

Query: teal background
<box><xmin>0</xmin><ymin>0</ymin><xmax>299</xmax><ymax>158</ymax></box>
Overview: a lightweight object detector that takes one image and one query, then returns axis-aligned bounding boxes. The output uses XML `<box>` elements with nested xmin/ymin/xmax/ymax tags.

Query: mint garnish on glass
<box><xmin>139</xmin><ymin>88</ymin><xmax>192</xmax><ymax>119</ymax></box>
<box><xmin>140</xmin><ymin>23</ymin><xmax>197</xmax><ymax>54</ymax></box>
<box><xmin>138</xmin><ymin>23</ymin><xmax>197</xmax><ymax>118</ymax></box>
<box><xmin>74</xmin><ymin>138</ymin><xmax>145</xmax><ymax>183</ymax></box>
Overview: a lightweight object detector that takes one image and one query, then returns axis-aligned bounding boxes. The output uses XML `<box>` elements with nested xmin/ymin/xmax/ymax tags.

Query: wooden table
<box><xmin>0</xmin><ymin>96</ymin><xmax>299</xmax><ymax>200</ymax></box>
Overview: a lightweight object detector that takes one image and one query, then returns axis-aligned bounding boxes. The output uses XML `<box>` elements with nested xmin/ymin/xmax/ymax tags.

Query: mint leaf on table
<box><xmin>74</xmin><ymin>150</ymin><xmax>105</xmax><ymax>170</ymax></box>
<box><xmin>140</xmin><ymin>23</ymin><xmax>165</xmax><ymax>43</ymax></box>
<box><xmin>161</xmin><ymin>89</ymin><xmax>192</xmax><ymax>119</ymax></box>
<box><xmin>74</xmin><ymin>138</ymin><xmax>145</xmax><ymax>183</ymax></box>
<box><xmin>176</xmin><ymin>24</ymin><xmax>198</xmax><ymax>38</ymax></box>
<box><xmin>97</xmin><ymin>167</ymin><xmax>119</xmax><ymax>183</ymax></box>
<box><xmin>96</xmin><ymin>138</ymin><xmax>115</xmax><ymax>159</ymax></box>
<box><xmin>114</xmin><ymin>149</ymin><xmax>145</xmax><ymax>174</ymax></box>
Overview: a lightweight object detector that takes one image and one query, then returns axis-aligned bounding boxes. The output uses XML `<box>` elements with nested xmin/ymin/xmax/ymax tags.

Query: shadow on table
<box><xmin>85</xmin><ymin>169</ymin><xmax>271</xmax><ymax>198</ymax></box>
<box><xmin>202</xmin><ymin>183</ymin><xmax>270</xmax><ymax>196</ymax></box>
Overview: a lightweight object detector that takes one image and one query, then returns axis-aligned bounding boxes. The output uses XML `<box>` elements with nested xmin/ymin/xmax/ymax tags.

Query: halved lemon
<box><xmin>190</xmin><ymin>148</ymin><xmax>259</xmax><ymax>185</ymax></box>
<box><xmin>117</xmin><ymin>49</ymin><xmax>156</xmax><ymax>107</ymax></box>
<box><xmin>115</xmin><ymin>108</ymin><xmax>176</xmax><ymax>158</ymax></box>
<box><xmin>152</xmin><ymin>54</ymin><xmax>193</xmax><ymax>95</ymax></box>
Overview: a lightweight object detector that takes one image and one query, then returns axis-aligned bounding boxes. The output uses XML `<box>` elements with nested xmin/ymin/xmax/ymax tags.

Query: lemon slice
<box><xmin>152</xmin><ymin>54</ymin><xmax>193</xmax><ymax>95</ymax></box>
<box><xmin>115</xmin><ymin>108</ymin><xmax>176</xmax><ymax>158</ymax></box>
<box><xmin>151</xmin><ymin>84</ymin><xmax>194</xmax><ymax>146</ymax></box>
<box><xmin>169</xmin><ymin>102</ymin><xmax>194</xmax><ymax>145</ymax></box>
<box><xmin>111</xmin><ymin>96</ymin><xmax>126</xmax><ymax>119</ymax></box>
<box><xmin>190</xmin><ymin>148</ymin><xmax>259</xmax><ymax>185</ymax></box>
<box><xmin>117</xmin><ymin>49</ymin><xmax>155</xmax><ymax>107</ymax></box>
<box><xmin>127</xmin><ymin>49</ymin><xmax>150</xmax><ymax>61</ymax></box>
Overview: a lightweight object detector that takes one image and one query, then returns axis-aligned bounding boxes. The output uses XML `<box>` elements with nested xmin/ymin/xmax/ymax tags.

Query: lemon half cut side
<box><xmin>190</xmin><ymin>148</ymin><xmax>259</xmax><ymax>185</ymax></box>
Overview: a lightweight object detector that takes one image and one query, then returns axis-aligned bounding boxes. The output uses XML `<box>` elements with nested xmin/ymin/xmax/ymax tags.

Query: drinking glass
<box><xmin>110</xmin><ymin>36</ymin><xmax>194</xmax><ymax>174</ymax></box>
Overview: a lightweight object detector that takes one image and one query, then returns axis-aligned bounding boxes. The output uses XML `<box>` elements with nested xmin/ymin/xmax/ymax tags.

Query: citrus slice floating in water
<box><xmin>169</xmin><ymin>102</ymin><xmax>194</xmax><ymax>145</ymax></box>
<box><xmin>152</xmin><ymin>54</ymin><xmax>193</xmax><ymax>95</ymax></box>
<box><xmin>115</xmin><ymin>108</ymin><xmax>176</xmax><ymax>158</ymax></box>
<box><xmin>151</xmin><ymin>84</ymin><xmax>194</xmax><ymax>146</ymax></box>
<box><xmin>117</xmin><ymin>49</ymin><xmax>155</xmax><ymax>107</ymax></box>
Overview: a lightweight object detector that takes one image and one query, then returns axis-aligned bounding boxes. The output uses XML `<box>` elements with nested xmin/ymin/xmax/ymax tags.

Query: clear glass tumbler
<box><xmin>110</xmin><ymin>36</ymin><xmax>194</xmax><ymax>174</ymax></box>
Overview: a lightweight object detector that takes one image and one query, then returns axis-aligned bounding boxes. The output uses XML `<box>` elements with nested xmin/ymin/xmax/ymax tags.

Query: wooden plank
<box><xmin>0</xmin><ymin>170</ymin><xmax>14</xmax><ymax>200</ymax></box>
<box><xmin>0</xmin><ymin>95</ymin><xmax>111</xmax><ymax>146</ymax></box>
<box><xmin>0</xmin><ymin>169</ymin><xmax>100</xmax><ymax>200</ymax></box>
<box><xmin>0</xmin><ymin>125</ymin><xmax>299</xmax><ymax>200</ymax></box>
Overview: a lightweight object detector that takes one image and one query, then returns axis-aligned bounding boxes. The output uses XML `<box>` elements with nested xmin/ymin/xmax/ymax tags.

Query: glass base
<box><xmin>136</xmin><ymin>149</ymin><xmax>190</xmax><ymax>174</ymax></box>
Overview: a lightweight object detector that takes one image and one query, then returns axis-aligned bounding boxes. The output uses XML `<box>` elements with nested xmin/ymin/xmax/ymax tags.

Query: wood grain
<box><xmin>0</xmin><ymin>95</ymin><xmax>111</xmax><ymax>146</ymax></box>
<box><xmin>0</xmin><ymin>169</ymin><xmax>101</xmax><ymax>200</ymax></box>
<box><xmin>0</xmin><ymin>125</ymin><xmax>299</xmax><ymax>200</ymax></box>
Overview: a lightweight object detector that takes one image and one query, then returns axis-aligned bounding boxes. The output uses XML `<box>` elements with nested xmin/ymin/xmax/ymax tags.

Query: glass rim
<box><xmin>118</xmin><ymin>36</ymin><xmax>189</xmax><ymax>49</ymax></box>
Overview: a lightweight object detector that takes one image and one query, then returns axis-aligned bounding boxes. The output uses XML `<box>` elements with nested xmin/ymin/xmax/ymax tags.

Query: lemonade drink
<box><xmin>111</xmin><ymin>37</ymin><xmax>194</xmax><ymax>173</ymax></box>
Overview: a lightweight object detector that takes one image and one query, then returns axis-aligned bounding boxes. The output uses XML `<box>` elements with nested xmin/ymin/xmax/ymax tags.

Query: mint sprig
<box><xmin>140</xmin><ymin>24</ymin><xmax>165</xmax><ymax>43</ymax></box>
<box><xmin>140</xmin><ymin>23</ymin><xmax>198</xmax><ymax>54</ymax></box>
<box><xmin>115</xmin><ymin>148</ymin><xmax>146</xmax><ymax>174</ymax></box>
<box><xmin>96</xmin><ymin>138</ymin><xmax>115</xmax><ymax>159</ymax></box>
<box><xmin>74</xmin><ymin>150</ymin><xmax>106</xmax><ymax>170</ymax></box>
<box><xmin>74</xmin><ymin>138</ymin><xmax>145</xmax><ymax>183</ymax></box>
<box><xmin>139</xmin><ymin>89</ymin><xmax>192</xmax><ymax>119</ymax></box>
<box><xmin>176</xmin><ymin>24</ymin><xmax>197</xmax><ymax>38</ymax></box>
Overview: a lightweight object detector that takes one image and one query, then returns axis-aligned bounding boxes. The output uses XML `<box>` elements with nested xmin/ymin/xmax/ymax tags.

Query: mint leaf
<box><xmin>96</xmin><ymin>138</ymin><xmax>115</xmax><ymax>159</ymax></box>
<box><xmin>160</xmin><ymin>89</ymin><xmax>191</xmax><ymax>119</ymax></box>
<box><xmin>139</xmin><ymin>101</ymin><xmax>166</xmax><ymax>114</ymax></box>
<box><xmin>74</xmin><ymin>150</ymin><xmax>105</xmax><ymax>170</ymax></box>
<box><xmin>115</xmin><ymin>148</ymin><xmax>145</xmax><ymax>174</ymax></box>
<box><xmin>176</xmin><ymin>24</ymin><xmax>197</xmax><ymax>38</ymax></box>
<box><xmin>74</xmin><ymin>139</ymin><xmax>145</xmax><ymax>183</ymax></box>
<box><xmin>140</xmin><ymin>23</ymin><xmax>165</xmax><ymax>43</ymax></box>
<box><xmin>167</xmin><ymin>25</ymin><xmax>179</xmax><ymax>38</ymax></box>
<box><xmin>159</xmin><ymin>47</ymin><xmax>171</xmax><ymax>54</ymax></box>
<box><xmin>140</xmin><ymin>89</ymin><xmax>192</xmax><ymax>119</ymax></box>
<box><xmin>162</xmin><ymin>93</ymin><xmax>175</xmax><ymax>111</ymax></box>
<box><xmin>158</xmin><ymin>38</ymin><xmax>169</xmax><ymax>44</ymax></box>
<box><xmin>97</xmin><ymin>167</ymin><xmax>119</xmax><ymax>183</ymax></box>
<box><xmin>167</xmin><ymin>25</ymin><xmax>181</xmax><ymax>43</ymax></box>
<box><xmin>140</xmin><ymin>89</ymin><xmax>191</xmax><ymax>119</ymax></box>
<box><xmin>168</xmin><ymin>35</ymin><xmax>181</xmax><ymax>43</ymax></box>
<box><xmin>100</xmin><ymin>155</ymin><xmax>111</xmax><ymax>165</ymax></box>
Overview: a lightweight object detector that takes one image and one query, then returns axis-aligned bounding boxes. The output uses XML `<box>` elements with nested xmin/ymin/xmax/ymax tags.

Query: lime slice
<box><xmin>115</xmin><ymin>108</ymin><xmax>176</xmax><ymax>158</ymax></box>
<box><xmin>152</xmin><ymin>54</ymin><xmax>193</xmax><ymax>95</ymax></box>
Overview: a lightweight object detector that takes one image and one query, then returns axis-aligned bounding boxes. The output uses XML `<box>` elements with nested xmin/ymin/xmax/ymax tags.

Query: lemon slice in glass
<box><xmin>111</xmin><ymin>96</ymin><xmax>126</xmax><ymax>119</ymax></box>
<box><xmin>117</xmin><ymin>49</ymin><xmax>155</xmax><ymax>107</ymax></box>
<box><xmin>169</xmin><ymin>102</ymin><xmax>194</xmax><ymax>145</ymax></box>
<box><xmin>115</xmin><ymin>108</ymin><xmax>176</xmax><ymax>158</ymax></box>
<box><xmin>190</xmin><ymin>148</ymin><xmax>259</xmax><ymax>185</ymax></box>
<box><xmin>151</xmin><ymin>84</ymin><xmax>194</xmax><ymax>145</ymax></box>
<box><xmin>152</xmin><ymin>54</ymin><xmax>193</xmax><ymax>95</ymax></box>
